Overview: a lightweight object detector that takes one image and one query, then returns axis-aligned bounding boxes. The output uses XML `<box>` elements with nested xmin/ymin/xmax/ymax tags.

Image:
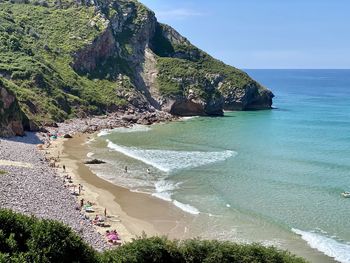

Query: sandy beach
<box><xmin>45</xmin><ymin>133</ymin><xmax>194</xmax><ymax>244</ymax></box>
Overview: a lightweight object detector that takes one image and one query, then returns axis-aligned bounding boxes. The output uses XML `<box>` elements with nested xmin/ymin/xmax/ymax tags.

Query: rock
<box><xmin>84</xmin><ymin>159</ymin><xmax>106</xmax><ymax>164</ymax></box>
<box><xmin>29</xmin><ymin>120</ymin><xmax>40</xmax><ymax>132</ymax></box>
<box><xmin>63</xmin><ymin>134</ymin><xmax>73</xmax><ymax>138</ymax></box>
<box><xmin>222</xmin><ymin>82</ymin><xmax>274</xmax><ymax>110</ymax></box>
<box><xmin>162</xmin><ymin>93</ymin><xmax>224</xmax><ymax>117</ymax></box>
<box><xmin>122</xmin><ymin>114</ymin><xmax>139</xmax><ymax>123</ymax></box>
<box><xmin>0</xmin><ymin>83</ymin><xmax>26</xmax><ymax>137</ymax></box>
<box><xmin>72</xmin><ymin>29</ymin><xmax>116</xmax><ymax>74</ymax></box>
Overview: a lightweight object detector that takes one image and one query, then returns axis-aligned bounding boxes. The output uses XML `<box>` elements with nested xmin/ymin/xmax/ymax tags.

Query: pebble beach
<box><xmin>0</xmin><ymin>133</ymin><xmax>108</xmax><ymax>250</ymax></box>
<box><xmin>0</xmin><ymin>111</ymin><xmax>176</xmax><ymax>251</ymax></box>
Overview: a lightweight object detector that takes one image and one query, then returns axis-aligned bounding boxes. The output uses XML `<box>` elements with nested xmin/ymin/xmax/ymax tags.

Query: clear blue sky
<box><xmin>139</xmin><ymin>0</ymin><xmax>349</xmax><ymax>69</ymax></box>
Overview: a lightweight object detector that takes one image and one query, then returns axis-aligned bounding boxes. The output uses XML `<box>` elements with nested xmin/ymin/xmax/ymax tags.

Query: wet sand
<box><xmin>56</xmin><ymin>134</ymin><xmax>193</xmax><ymax>242</ymax></box>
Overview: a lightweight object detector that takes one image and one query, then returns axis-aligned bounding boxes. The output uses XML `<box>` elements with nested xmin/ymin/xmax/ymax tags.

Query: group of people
<box><xmin>41</xmin><ymin>134</ymin><xmax>123</xmax><ymax>246</ymax></box>
<box><xmin>105</xmin><ymin>230</ymin><xmax>121</xmax><ymax>245</ymax></box>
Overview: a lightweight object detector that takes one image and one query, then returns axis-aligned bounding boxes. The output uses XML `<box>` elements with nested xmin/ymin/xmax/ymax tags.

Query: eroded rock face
<box><xmin>0</xmin><ymin>85</ymin><xmax>25</xmax><ymax>137</ymax></box>
<box><xmin>164</xmin><ymin>97</ymin><xmax>223</xmax><ymax>116</ymax></box>
<box><xmin>222</xmin><ymin>82</ymin><xmax>274</xmax><ymax>110</ymax></box>
<box><xmin>72</xmin><ymin>29</ymin><xmax>116</xmax><ymax>73</ymax></box>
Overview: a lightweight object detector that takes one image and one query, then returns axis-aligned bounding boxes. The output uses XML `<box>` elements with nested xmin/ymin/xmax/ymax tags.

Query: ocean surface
<box><xmin>88</xmin><ymin>70</ymin><xmax>350</xmax><ymax>263</ymax></box>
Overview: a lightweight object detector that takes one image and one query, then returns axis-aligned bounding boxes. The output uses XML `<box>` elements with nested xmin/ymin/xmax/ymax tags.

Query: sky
<box><xmin>138</xmin><ymin>0</ymin><xmax>350</xmax><ymax>69</ymax></box>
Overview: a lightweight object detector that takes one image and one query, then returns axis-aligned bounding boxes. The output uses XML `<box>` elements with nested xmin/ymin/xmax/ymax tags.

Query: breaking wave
<box><xmin>292</xmin><ymin>228</ymin><xmax>350</xmax><ymax>263</ymax></box>
<box><xmin>106</xmin><ymin>140</ymin><xmax>236</xmax><ymax>173</ymax></box>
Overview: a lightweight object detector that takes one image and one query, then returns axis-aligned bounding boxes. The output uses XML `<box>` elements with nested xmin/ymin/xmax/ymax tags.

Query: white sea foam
<box><xmin>180</xmin><ymin>116</ymin><xmax>198</xmax><ymax>121</ymax></box>
<box><xmin>151</xmin><ymin>180</ymin><xmax>180</xmax><ymax>202</ymax></box>
<box><xmin>173</xmin><ymin>200</ymin><xmax>200</xmax><ymax>215</ymax></box>
<box><xmin>86</xmin><ymin>152</ymin><xmax>95</xmax><ymax>158</ymax></box>
<box><xmin>106</xmin><ymin>140</ymin><xmax>236</xmax><ymax>173</ymax></box>
<box><xmin>292</xmin><ymin>228</ymin><xmax>350</xmax><ymax>263</ymax></box>
<box><xmin>155</xmin><ymin>180</ymin><xmax>179</xmax><ymax>192</ymax></box>
<box><xmin>152</xmin><ymin>192</ymin><xmax>173</xmax><ymax>202</ymax></box>
<box><xmin>112</xmin><ymin>125</ymin><xmax>152</xmax><ymax>133</ymax></box>
<box><xmin>84</xmin><ymin>137</ymin><xmax>96</xmax><ymax>144</ymax></box>
<box><xmin>97</xmin><ymin>130</ymin><xmax>111</xmax><ymax>137</ymax></box>
<box><xmin>98</xmin><ymin>125</ymin><xmax>151</xmax><ymax>137</ymax></box>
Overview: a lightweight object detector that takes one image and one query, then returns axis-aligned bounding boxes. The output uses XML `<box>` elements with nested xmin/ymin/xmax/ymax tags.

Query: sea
<box><xmin>87</xmin><ymin>70</ymin><xmax>350</xmax><ymax>263</ymax></box>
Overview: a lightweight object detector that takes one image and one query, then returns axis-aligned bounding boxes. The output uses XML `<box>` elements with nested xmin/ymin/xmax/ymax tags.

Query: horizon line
<box><xmin>241</xmin><ymin>68</ymin><xmax>350</xmax><ymax>70</ymax></box>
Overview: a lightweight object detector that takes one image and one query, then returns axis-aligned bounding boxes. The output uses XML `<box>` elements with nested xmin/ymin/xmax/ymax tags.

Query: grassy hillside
<box><xmin>0</xmin><ymin>1</ymin><xmax>128</xmax><ymax>125</ymax></box>
<box><xmin>152</xmin><ymin>24</ymin><xmax>260</xmax><ymax>98</ymax></box>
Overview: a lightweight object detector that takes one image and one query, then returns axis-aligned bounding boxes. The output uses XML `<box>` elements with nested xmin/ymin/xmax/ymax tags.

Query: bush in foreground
<box><xmin>0</xmin><ymin>209</ymin><xmax>98</xmax><ymax>263</ymax></box>
<box><xmin>102</xmin><ymin>237</ymin><xmax>307</xmax><ymax>263</ymax></box>
<box><xmin>0</xmin><ymin>209</ymin><xmax>307</xmax><ymax>263</ymax></box>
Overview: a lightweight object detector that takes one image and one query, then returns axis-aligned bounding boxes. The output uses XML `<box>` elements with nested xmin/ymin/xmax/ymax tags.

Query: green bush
<box><xmin>101</xmin><ymin>236</ymin><xmax>183</xmax><ymax>263</ymax></box>
<box><xmin>102</xmin><ymin>237</ymin><xmax>307</xmax><ymax>263</ymax></box>
<box><xmin>0</xmin><ymin>209</ymin><xmax>308</xmax><ymax>263</ymax></box>
<box><xmin>0</xmin><ymin>209</ymin><xmax>99</xmax><ymax>263</ymax></box>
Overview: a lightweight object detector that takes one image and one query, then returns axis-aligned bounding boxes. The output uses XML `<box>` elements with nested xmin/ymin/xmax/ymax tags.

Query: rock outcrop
<box><xmin>221</xmin><ymin>82</ymin><xmax>274</xmax><ymax>110</ymax></box>
<box><xmin>0</xmin><ymin>83</ymin><xmax>25</xmax><ymax>137</ymax></box>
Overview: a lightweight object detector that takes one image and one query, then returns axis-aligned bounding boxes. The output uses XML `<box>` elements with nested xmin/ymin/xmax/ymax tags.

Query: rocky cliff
<box><xmin>0</xmin><ymin>0</ymin><xmax>273</xmax><ymax>136</ymax></box>
<box><xmin>0</xmin><ymin>80</ymin><xmax>26</xmax><ymax>136</ymax></box>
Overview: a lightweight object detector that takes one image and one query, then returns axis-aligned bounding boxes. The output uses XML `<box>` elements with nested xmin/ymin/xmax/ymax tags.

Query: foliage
<box><xmin>0</xmin><ymin>2</ymin><xmax>127</xmax><ymax>125</ymax></box>
<box><xmin>101</xmin><ymin>236</ymin><xmax>308</xmax><ymax>263</ymax></box>
<box><xmin>0</xmin><ymin>209</ymin><xmax>98</xmax><ymax>263</ymax></box>
<box><xmin>0</xmin><ymin>0</ymin><xmax>269</xmax><ymax>128</ymax></box>
<box><xmin>153</xmin><ymin>24</ymin><xmax>260</xmax><ymax>98</ymax></box>
<box><xmin>0</xmin><ymin>209</ymin><xmax>307</xmax><ymax>263</ymax></box>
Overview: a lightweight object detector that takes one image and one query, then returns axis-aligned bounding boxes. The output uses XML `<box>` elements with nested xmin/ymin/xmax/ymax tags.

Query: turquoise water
<box><xmin>90</xmin><ymin>70</ymin><xmax>350</xmax><ymax>262</ymax></box>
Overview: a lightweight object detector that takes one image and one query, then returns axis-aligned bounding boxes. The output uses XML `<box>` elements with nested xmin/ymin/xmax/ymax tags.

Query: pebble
<box><xmin>0</xmin><ymin>133</ymin><xmax>107</xmax><ymax>251</ymax></box>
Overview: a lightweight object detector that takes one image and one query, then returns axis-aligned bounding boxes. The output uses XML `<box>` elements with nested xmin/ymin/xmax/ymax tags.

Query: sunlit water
<box><xmin>88</xmin><ymin>70</ymin><xmax>350</xmax><ymax>262</ymax></box>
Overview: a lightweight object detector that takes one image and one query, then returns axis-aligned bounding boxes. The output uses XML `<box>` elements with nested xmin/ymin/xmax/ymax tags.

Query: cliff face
<box><xmin>0</xmin><ymin>0</ymin><xmax>274</xmax><ymax>135</ymax></box>
<box><xmin>0</xmin><ymin>83</ymin><xmax>25</xmax><ymax>137</ymax></box>
<box><xmin>72</xmin><ymin>1</ymin><xmax>274</xmax><ymax>115</ymax></box>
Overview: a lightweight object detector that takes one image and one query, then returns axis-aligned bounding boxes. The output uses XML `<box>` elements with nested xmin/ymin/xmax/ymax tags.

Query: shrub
<box><xmin>101</xmin><ymin>236</ymin><xmax>183</xmax><ymax>263</ymax></box>
<box><xmin>0</xmin><ymin>209</ymin><xmax>99</xmax><ymax>263</ymax></box>
<box><xmin>0</xmin><ymin>209</ymin><xmax>308</xmax><ymax>263</ymax></box>
<box><xmin>102</xmin><ymin>236</ymin><xmax>307</xmax><ymax>263</ymax></box>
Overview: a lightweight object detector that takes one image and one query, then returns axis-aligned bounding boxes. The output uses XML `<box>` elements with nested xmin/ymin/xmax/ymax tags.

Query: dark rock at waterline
<box><xmin>84</xmin><ymin>159</ymin><xmax>106</xmax><ymax>164</ymax></box>
<box><xmin>122</xmin><ymin>114</ymin><xmax>139</xmax><ymax>123</ymax></box>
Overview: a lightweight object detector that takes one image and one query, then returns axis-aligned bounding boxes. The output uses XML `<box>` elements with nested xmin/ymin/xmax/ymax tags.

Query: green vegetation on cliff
<box><xmin>0</xmin><ymin>1</ymin><xmax>128</xmax><ymax>124</ymax></box>
<box><xmin>0</xmin><ymin>0</ymin><xmax>273</xmax><ymax>133</ymax></box>
<box><xmin>153</xmin><ymin>24</ymin><xmax>258</xmax><ymax>98</ymax></box>
<box><xmin>0</xmin><ymin>209</ymin><xmax>307</xmax><ymax>263</ymax></box>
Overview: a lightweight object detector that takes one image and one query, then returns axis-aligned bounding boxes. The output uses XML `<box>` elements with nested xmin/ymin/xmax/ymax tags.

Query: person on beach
<box><xmin>147</xmin><ymin>168</ymin><xmax>150</xmax><ymax>174</ymax></box>
<box><xmin>63</xmin><ymin>164</ymin><xmax>66</xmax><ymax>172</ymax></box>
<box><xmin>80</xmin><ymin>198</ymin><xmax>84</xmax><ymax>208</ymax></box>
<box><xmin>124</xmin><ymin>166</ymin><xmax>128</xmax><ymax>173</ymax></box>
<box><xmin>78</xmin><ymin>184</ymin><xmax>81</xmax><ymax>195</ymax></box>
<box><xmin>104</xmin><ymin>208</ymin><xmax>107</xmax><ymax>218</ymax></box>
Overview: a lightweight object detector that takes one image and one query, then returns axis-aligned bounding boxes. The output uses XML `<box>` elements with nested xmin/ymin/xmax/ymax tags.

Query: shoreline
<box><xmin>46</xmin><ymin>133</ymin><xmax>194</xmax><ymax>243</ymax></box>
<box><xmin>1</xmin><ymin>112</ymin><xmax>338</xmax><ymax>262</ymax></box>
<box><xmin>48</xmin><ymin>131</ymin><xmax>336</xmax><ymax>263</ymax></box>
